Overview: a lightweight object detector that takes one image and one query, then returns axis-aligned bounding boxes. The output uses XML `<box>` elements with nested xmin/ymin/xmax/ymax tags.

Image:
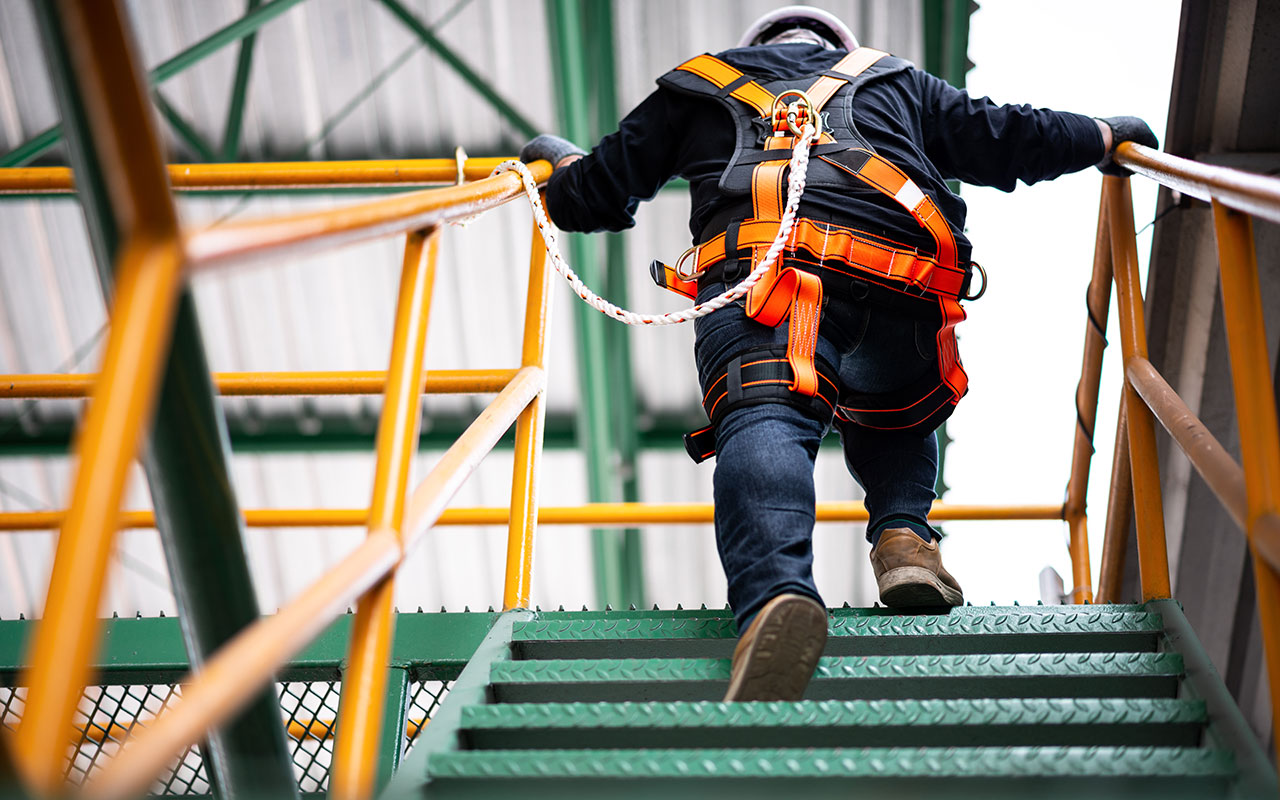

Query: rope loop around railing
<box><xmin>493</xmin><ymin>124</ymin><xmax>818</xmax><ymax>326</ymax></box>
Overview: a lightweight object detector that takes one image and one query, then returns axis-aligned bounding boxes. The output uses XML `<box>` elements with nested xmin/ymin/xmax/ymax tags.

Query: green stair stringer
<box><xmin>382</xmin><ymin>603</ymin><xmax>1278</xmax><ymax>800</ymax></box>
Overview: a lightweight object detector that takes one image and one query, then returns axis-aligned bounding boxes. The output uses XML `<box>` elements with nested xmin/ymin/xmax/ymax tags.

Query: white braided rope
<box><xmin>493</xmin><ymin>125</ymin><xmax>816</xmax><ymax>326</ymax></box>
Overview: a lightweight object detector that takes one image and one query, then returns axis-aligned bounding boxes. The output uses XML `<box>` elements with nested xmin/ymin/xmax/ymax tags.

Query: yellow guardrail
<box><xmin>2</xmin><ymin>1</ymin><xmax>1278</xmax><ymax>795</ymax></box>
<box><xmin>1083</xmin><ymin>143</ymin><xmax>1280</xmax><ymax>765</ymax></box>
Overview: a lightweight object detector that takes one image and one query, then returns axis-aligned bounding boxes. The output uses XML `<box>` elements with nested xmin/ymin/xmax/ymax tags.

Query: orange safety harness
<box><xmin>651</xmin><ymin>48</ymin><xmax>985</xmax><ymax>457</ymax></box>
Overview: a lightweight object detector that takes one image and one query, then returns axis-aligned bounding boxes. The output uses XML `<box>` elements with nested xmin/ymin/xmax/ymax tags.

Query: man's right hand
<box><xmin>520</xmin><ymin>134</ymin><xmax>586</xmax><ymax>170</ymax></box>
<box><xmin>1096</xmin><ymin>116</ymin><xmax>1158</xmax><ymax>176</ymax></box>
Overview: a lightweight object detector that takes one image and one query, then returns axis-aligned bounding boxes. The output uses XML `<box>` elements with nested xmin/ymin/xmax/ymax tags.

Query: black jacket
<box><xmin>545</xmin><ymin>43</ymin><xmax>1105</xmax><ymax>264</ymax></box>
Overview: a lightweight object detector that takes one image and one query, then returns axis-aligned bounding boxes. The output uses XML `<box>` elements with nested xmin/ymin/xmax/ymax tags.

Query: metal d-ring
<box><xmin>674</xmin><ymin>245</ymin><xmax>705</xmax><ymax>281</ymax></box>
<box><xmin>771</xmin><ymin>89</ymin><xmax>822</xmax><ymax>141</ymax></box>
<box><xmin>964</xmin><ymin>261</ymin><xmax>988</xmax><ymax>301</ymax></box>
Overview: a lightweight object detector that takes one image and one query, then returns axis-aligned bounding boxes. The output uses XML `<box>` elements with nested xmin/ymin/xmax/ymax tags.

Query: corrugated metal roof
<box><xmin>0</xmin><ymin>0</ymin><xmax>924</xmax><ymax>619</ymax></box>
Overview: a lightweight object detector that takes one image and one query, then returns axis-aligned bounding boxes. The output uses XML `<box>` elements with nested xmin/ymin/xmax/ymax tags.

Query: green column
<box><xmin>373</xmin><ymin>667</ymin><xmax>411</xmax><ymax>794</ymax></box>
<box><xmin>544</xmin><ymin>0</ymin><xmax>631</xmax><ymax>611</ymax></box>
<box><xmin>31</xmin><ymin>4</ymin><xmax>297</xmax><ymax>799</ymax></box>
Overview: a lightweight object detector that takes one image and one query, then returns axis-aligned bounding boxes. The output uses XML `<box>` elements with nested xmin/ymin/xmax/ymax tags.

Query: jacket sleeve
<box><xmin>544</xmin><ymin>89</ymin><xmax>685</xmax><ymax>233</ymax></box>
<box><xmin>915</xmin><ymin>70</ymin><xmax>1106</xmax><ymax>192</ymax></box>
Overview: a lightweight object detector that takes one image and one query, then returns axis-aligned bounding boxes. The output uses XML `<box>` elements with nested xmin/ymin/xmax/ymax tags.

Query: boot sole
<box><xmin>723</xmin><ymin>597</ymin><xmax>828</xmax><ymax>702</ymax></box>
<box><xmin>878</xmin><ymin>565</ymin><xmax>965</xmax><ymax>609</ymax></box>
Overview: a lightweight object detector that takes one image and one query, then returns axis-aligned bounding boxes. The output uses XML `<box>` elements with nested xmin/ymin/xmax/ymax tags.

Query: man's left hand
<box><xmin>520</xmin><ymin>134</ymin><xmax>586</xmax><ymax>170</ymax></box>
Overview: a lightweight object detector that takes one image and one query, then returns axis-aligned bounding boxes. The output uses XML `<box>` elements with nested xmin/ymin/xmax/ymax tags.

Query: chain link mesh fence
<box><xmin>0</xmin><ymin>677</ymin><xmax>453</xmax><ymax>795</ymax></box>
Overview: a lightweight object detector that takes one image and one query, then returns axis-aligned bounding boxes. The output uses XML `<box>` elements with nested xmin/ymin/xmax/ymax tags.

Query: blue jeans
<box><xmin>694</xmin><ymin>279</ymin><xmax>942</xmax><ymax>631</ymax></box>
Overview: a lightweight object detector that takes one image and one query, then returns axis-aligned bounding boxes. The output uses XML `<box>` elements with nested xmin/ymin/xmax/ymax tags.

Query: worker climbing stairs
<box><xmin>388</xmin><ymin>601</ymin><xmax>1277</xmax><ymax>799</ymax></box>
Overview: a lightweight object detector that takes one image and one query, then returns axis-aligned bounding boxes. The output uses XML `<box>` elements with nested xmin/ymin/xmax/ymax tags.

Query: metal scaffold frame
<box><xmin>0</xmin><ymin>0</ymin><xmax>1279</xmax><ymax>795</ymax></box>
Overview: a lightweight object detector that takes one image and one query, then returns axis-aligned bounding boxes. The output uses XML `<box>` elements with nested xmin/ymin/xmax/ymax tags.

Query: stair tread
<box><xmin>461</xmin><ymin>697</ymin><xmax>1207</xmax><ymax>730</ymax></box>
<box><xmin>512</xmin><ymin>611</ymin><xmax>1163</xmax><ymax>642</ymax></box>
<box><xmin>428</xmin><ymin>746</ymin><xmax>1235</xmax><ymax>779</ymax></box>
<box><xmin>491</xmin><ymin>652</ymin><xmax>1184</xmax><ymax>683</ymax></box>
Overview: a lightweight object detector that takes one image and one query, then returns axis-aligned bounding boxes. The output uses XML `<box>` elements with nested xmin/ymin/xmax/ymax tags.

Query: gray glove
<box><xmin>1096</xmin><ymin>116</ymin><xmax>1158</xmax><ymax>176</ymax></box>
<box><xmin>520</xmin><ymin>134</ymin><xmax>586</xmax><ymax>166</ymax></box>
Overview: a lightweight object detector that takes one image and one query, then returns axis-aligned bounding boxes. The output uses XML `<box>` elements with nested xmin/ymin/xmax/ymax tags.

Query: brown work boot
<box><xmin>869</xmin><ymin>527</ymin><xmax>965</xmax><ymax>609</ymax></box>
<box><xmin>723</xmin><ymin>593</ymin><xmax>828</xmax><ymax>702</ymax></box>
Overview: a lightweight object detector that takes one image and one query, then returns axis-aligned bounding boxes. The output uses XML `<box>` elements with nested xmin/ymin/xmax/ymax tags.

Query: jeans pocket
<box><xmin>914</xmin><ymin>319</ymin><xmax>939</xmax><ymax>362</ymax></box>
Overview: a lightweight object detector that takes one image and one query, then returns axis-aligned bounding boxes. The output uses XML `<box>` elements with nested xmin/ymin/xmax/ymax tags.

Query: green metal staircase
<box><xmin>386</xmin><ymin>600</ymin><xmax>1277</xmax><ymax>800</ymax></box>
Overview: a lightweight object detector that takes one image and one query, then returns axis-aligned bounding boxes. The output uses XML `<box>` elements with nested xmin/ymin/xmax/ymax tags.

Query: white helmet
<box><xmin>737</xmin><ymin>5</ymin><xmax>859</xmax><ymax>51</ymax></box>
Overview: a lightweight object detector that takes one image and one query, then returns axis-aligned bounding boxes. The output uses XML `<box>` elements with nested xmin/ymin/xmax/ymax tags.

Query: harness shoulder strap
<box><xmin>664</xmin><ymin>54</ymin><xmax>775</xmax><ymax>116</ymax></box>
<box><xmin>805</xmin><ymin>47</ymin><xmax>890</xmax><ymax>113</ymax></box>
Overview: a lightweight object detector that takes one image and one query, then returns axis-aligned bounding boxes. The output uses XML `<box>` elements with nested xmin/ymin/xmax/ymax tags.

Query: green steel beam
<box><xmin>584</xmin><ymin>0</ymin><xmax>645</xmax><ymax>610</ymax></box>
<box><xmin>381</xmin><ymin>610</ymin><xmax>530</xmax><ymax>800</ymax></box>
<box><xmin>544</xmin><ymin>0</ymin><xmax>629</xmax><ymax>612</ymax></box>
<box><xmin>31</xmin><ymin>5</ymin><xmax>297</xmax><ymax>797</ymax></box>
<box><xmin>373</xmin><ymin>667</ymin><xmax>411</xmax><ymax>796</ymax></box>
<box><xmin>376</xmin><ymin>0</ymin><xmax>540</xmax><ymax>141</ymax></box>
<box><xmin>220</xmin><ymin>0</ymin><xmax>263</xmax><ymax>161</ymax></box>
<box><xmin>0</xmin><ymin>611</ymin><xmax>500</xmax><ymax>684</ymax></box>
<box><xmin>152</xmin><ymin>90</ymin><xmax>218</xmax><ymax>162</ymax></box>
<box><xmin>0</xmin><ymin>408</ymin><xmax>718</xmax><ymax>455</ymax></box>
<box><xmin>921</xmin><ymin>0</ymin><xmax>974</xmax><ymax>505</ymax></box>
<box><xmin>2</xmin><ymin>0</ymin><xmax>308</xmax><ymax>168</ymax></box>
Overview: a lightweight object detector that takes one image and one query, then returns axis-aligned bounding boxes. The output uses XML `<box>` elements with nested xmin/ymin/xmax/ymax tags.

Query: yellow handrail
<box><xmin>0</xmin><ymin>368</ymin><xmax>518</xmax><ymax>397</ymax></box>
<box><xmin>0</xmin><ymin>158</ymin><xmax>517</xmax><ymax>194</ymax></box>
<box><xmin>0</xmin><ymin>502</ymin><xmax>1066</xmax><ymax>532</ymax></box>
<box><xmin>1098</xmin><ymin>143</ymin><xmax>1280</xmax><ymax>764</ymax></box>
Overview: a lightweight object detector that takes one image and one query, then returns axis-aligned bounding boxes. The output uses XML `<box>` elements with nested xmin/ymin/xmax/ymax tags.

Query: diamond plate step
<box><xmin>489</xmin><ymin>652</ymin><xmax>1183</xmax><ymax>703</ymax></box>
<box><xmin>460</xmin><ymin>697</ymin><xmax>1206</xmax><ymax>750</ymax></box>
<box><xmin>427</xmin><ymin>747</ymin><xmax>1235</xmax><ymax>794</ymax></box>
<box><xmin>510</xmin><ymin>610</ymin><xmax>1163</xmax><ymax>660</ymax></box>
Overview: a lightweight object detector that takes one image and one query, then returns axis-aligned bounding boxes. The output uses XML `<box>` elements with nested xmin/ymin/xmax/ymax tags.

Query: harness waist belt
<box><xmin>699</xmin><ymin>218</ymin><xmax>967</xmax><ymax>297</ymax></box>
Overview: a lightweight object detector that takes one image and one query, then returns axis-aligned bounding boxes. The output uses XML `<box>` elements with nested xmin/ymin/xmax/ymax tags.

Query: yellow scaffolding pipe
<box><xmin>504</xmin><ymin>203</ymin><xmax>554</xmax><ymax>610</ymax></box>
<box><xmin>0</xmin><ymin>158</ymin><xmax>516</xmax><ymax>194</ymax></box>
<box><xmin>13</xmin><ymin>1</ymin><xmax>188</xmax><ymax>792</ymax></box>
<box><xmin>331</xmin><ymin>227</ymin><xmax>440</xmax><ymax>799</ymax></box>
<box><xmin>0</xmin><ymin>502</ymin><xmax>1065</xmax><ymax>532</ymax></box>
<box><xmin>85</xmin><ymin>368</ymin><xmax>544</xmax><ymax>800</ymax></box>
<box><xmin>1211</xmin><ymin>200</ymin><xmax>1280</xmax><ymax>765</ymax></box>
<box><xmin>1104</xmin><ymin>175</ymin><xmax>1171</xmax><ymax>601</ymax></box>
<box><xmin>0</xmin><ymin>368</ymin><xmax>517</xmax><ymax>397</ymax></box>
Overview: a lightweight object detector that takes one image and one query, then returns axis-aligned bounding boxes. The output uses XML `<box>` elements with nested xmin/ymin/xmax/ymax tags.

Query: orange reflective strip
<box><xmin>805</xmin><ymin>48</ymin><xmax>888</xmax><ymax>111</ymax></box>
<box><xmin>936</xmin><ymin>295</ymin><xmax>968</xmax><ymax>396</ymax></box>
<box><xmin>675</xmin><ymin>54</ymin><xmax>774</xmax><ymax>116</ymax></box>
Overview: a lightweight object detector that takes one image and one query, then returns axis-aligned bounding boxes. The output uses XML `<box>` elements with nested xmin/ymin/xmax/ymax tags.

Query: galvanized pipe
<box><xmin>332</xmin><ymin>228</ymin><xmax>440</xmax><ymax>799</ymax></box>
<box><xmin>1105</xmin><ymin>176</ymin><xmax>1171</xmax><ymax>601</ymax></box>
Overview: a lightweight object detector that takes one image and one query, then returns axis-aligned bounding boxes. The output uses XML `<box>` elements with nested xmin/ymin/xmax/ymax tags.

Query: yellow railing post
<box><xmin>330</xmin><ymin>227</ymin><xmax>440</xmax><ymax>800</ymax></box>
<box><xmin>504</xmin><ymin>205</ymin><xmax>554</xmax><ymax>610</ymax></box>
<box><xmin>1210</xmin><ymin>200</ymin><xmax>1280</xmax><ymax>765</ymax></box>
<box><xmin>1104</xmin><ymin>175</ymin><xmax>1171</xmax><ymax>600</ymax></box>
<box><xmin>1063</xmin><ymin>185</ymin><xmax>1114</xmax><ymax>604</ymax></box>
<box><xmin>13</xmin><ymin>1</ymin><xmax>188</xmax><ymax>793</ymax></box>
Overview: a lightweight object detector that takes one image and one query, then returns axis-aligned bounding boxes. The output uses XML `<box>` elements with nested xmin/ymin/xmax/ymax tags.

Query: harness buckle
<box><xmin>963</xmin><ymin>261</ymin><xmax>988</xmax><ymax>301</ymax></box>
<box><xmin>674</xmin><ymin>244</ymin><xmax>705</xmax><ymax>281</ymax></box>
<box><xmin>771</xmin><ymin>90</ymin><xmax>822</xmax><ymax>141</ymax></box>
